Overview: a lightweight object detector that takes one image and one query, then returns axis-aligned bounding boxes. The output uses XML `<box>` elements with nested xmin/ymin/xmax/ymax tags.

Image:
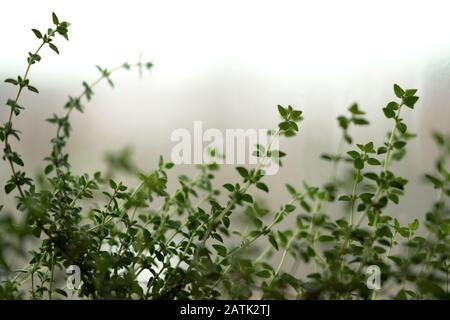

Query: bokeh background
<box><xmin>1</xmin><ymin>0</ymin><xmax>450</xmax><ymax>223</ymax></box>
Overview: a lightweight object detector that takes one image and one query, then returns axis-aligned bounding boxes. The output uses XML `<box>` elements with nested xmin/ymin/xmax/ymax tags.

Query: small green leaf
<box><xmin>49</xmin><ymin>43</ymin><xmax>59</xmax><ymax>54</ymax></box>
<box><xmin>397</xmin><ymin>122</ymin><xmax>407</xmax><ymax>134</ymax></box>
<box><xmin>383</xmin><ymin>107</ymin><xmax>396</xmax><ymax>119</ymax></box>
<box><xmin>393</xmin><ymin>84</ymin><xmax>404</xmax><ymax>98</ymax></box>
<box><xmin>348</xmin><ymin>103</ymin><xmax>364</xmax><ymax>115</ymax></box>
<box><xmin>425</xmin><ymin>174</ymin><xmax>443</xmax><ymax>188</ymax></box>
<box><xmin>31</xmin><ymin>29</ymin><xmax>42</xmax><ymax>39</ymax></box>
<box><xmin>4</xmin><ymin>78</ymin><xmax>18</xmax><ymax>85</ymax></box>
<box><xmin>256</xmin><ymin>182</ymin><xmax>269</xmax><ymax>192</ymax></box>
<box><xmin>164</xmin><ymin>162</ymin><xmax>174</xmax><ymax>169</ymax></box>
<box><xmin>236</xmin><ymin>166</ymin><xmax>249</xmax><ymax>178</ymax></box>
<box><xmin>109</xmin><ymin>179</ymin><xmax>117</xmax><ymax>189</ymax></box>
<box><xmin>354</xmin><ymin>158</ymin><xmax>364</xmax><ymax>170</ymax></box>
<box><xmin>255</xmin><ymin>270</ymin><xmax>272</xmax><ymax>278</ymax></box>
<box><xmin>212</xmin><ymin>244</ymin><xmax>227</xmax><ymax>257</ymax></box>
<box><xmin>27</xmin><ymin>85</ymin><xmax>39</xmax><ymax>93</ymax></box>
<box><xmin>367</xmin><ymin>158</ymin><xmax>381</xmax><ymax>166</ymax></box>
<box><xmin>284</xmin><ymin>204</ymin><xmax>296</xmax><ymax>212</ymax></box>
<box><xmin>347</xmin><ymin>150</ymin><xmax>360</xmax><ymax>159</ymax></box>
<box><xmin>277</xmin><ymin>105</ymin><xmax>288</xmax><ymax>118</ymax></box>
<box><xmin>241</xmin><ymin>194</ymin><xmax>253</xmax><ymax>203</ymax></box>
<box><xmin>403</xmin><ymin>95</ymin><xmax>419</xmax><ymax>108</ymax></box>
<box><xmin>318</xmin><ymin>235</ymin><xmax>334</xmax><ymax>242</ymax></box>
<box><xmin>268</xmin><ymin>234</ymin><xmax>278</xmax><ymax>250</ymax></box>
<box><xmin>409</xmin><ymin>219</ymin><xmax>419</xmax><ymax>231</ymax></box>
<box><xmin>52</xmin><ymin>12</ymin><xmax>59</xmax><ymax>25</ymax></box>
<box><xmin>44</xmin><ymin>164</ymin><xmax>54</xmax><ymax>174</ymax></box>
<box><xmin>223</xmin><ymin>183</ymin><xmax>235</xmax><ymax>192</ymax></box>
<box><xmin>4</xmin><ymin>183</ymin><xmax>16</xmax><ymax>194</ymax></box>
<box><xmin>393</xmin><ymin>141</ymin><xmax>406</xmax><ymax>149</ymax></box>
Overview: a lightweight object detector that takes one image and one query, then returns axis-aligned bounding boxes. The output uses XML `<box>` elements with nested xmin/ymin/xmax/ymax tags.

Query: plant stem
<box><xmin>3</xmin><ymin>41</ymin><xmax>46</xmax><ymax>198</ymax></box>
<box><xmin>349</xmin><ymin>169</ymin><xmax>360</xmax><ymax>225</ymax></box>
<box><xmin>201</xmin><ymin>129</ymin><xmax>281</xmax><ymax>245</ymax></box>
<box><xmin>355</xmin><ymin>104</ymin><xmax>403</xmax><ymax>228</ymax></box>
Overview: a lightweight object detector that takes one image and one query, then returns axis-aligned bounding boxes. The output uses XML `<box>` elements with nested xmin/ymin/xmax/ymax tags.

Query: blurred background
<box><xmin>1</xmin><ymin>0</ymin><xmax>449</xmax><ymax>223</ymax></box>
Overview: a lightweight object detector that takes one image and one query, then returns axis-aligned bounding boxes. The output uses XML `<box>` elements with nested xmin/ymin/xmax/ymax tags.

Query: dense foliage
<box><xmin>0</xmin><ymin>13</ymin><xmax>449</xmax><ymax>300</ymax></box>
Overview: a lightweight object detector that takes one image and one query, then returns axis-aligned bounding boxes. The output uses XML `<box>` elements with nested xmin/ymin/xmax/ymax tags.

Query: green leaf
<box><xmin>432</xmin><ymin>131</ymin><xmax>444</xmax><ymax>146</ymax></box>
<box><xmin>4</xmin><ymin>183</ymin><xmax>16</xmax><ymax>194</ymax></box>
<box><xmin>12</xmin><ymin>155</ymin><xmax>24</xmax><ymax>166</ymax></box>
<box><xmin>242</xmin><ymin>194</ymin><xmax>253</xmax><ymax>203</ymax></box>
<box><xmin>255</xmin><ymin>270</ymin><xmax>272</xmax><ymax>278</ymax></box>
<box><xmin>352</xmin><ymin>118</ymin><xmax>369</xmax><ymax>125</ymax></box>
<box><xmin>404</xmin><ymin>89</ymin><xmax>417</xmax><ymax>97</ymax></box>
<box><xmin>364</xmin><ymin>172</ymin><xmax>379</xmax><ymax>181</ymax></box>
<box><xmin>367</xmin><ymin>158</ymin><xmax>381</xmax><ymax>166</ymax></box>
<box><xmin>278</xmin><ymin>121</ymin><xmax>291</xmax><ymax>131</ymax></box>
<box><xmin>383</xmin><ymin>107</ymin><xmax>396</xmax><ymax>119</ymax></box>
<box><xmin>284</xmin><ymin>204</ymin><xmax>296</xmax><ymax>212</ymax></box>
<box><xmin>377</xmin><ymin>146</ymin><xmax>387</xmax><ymax>155</ymax></box>
<box><xmin>347</xmin><ymin>151</ymin><xmax>360</xmax><ymax>159</ymax></box>
<box><xmin>393</xmin><ymin>141</ymin><xmax>406</xmax><ymax>149</ymax></box>
<box><xmin>4</xmin><ymin>78</ymin><xmax>18</xmax><ymax>85</ymax></box>
<box><xmin>425</xmin><ymin>174</ymin><xmax>443</xmax><ymax>188</ymax></box>
<box><xmin>277</xmin><ymin>105</ymin><xmax>288</xmax><ymax>118</ymax></box>
<box><xmin>49</xmin><ymin>43</ymin><xmax>59</xmax><ymax>54</ymax></box>
<box><xmin>55</xmin><ymin>289</ymin><xmax>67</xmax><ymax>297</ymax></box>
<box><xmin>109</xmin><ymin>179</ymin><xmax>117</xmax><ymax>189</ymax></box>
<box><xmin>268</xmin><ymin>234</ymin><xmax>278</xmax><ymax>250</ymax></box>
<box><xmin>348</xmin><ymin>103</ymin><xmax>364</xmax><ymax>115</ymax></box>
<box><xmin>397</xmin><ymin>122</ymin><xmax>407</xmax><ymax>134</ymax></box>
<box><xmin>354</xmin><ymin>158</ymin><xmax>364</xmax><ymax>170</ymax></box>
<box><xmin>27</xmin><ymin>85</ymin><xmax>39</xmax><ymax>93</ymax></box>
<box><xmin>212</xmin><ymin>244</ymin><xmax>227</xmax><ymax>257</ymax></box>
<box><xmin>236</xmin><ymin>166</ymin><xmax>249</xmax><ymax>178</ymax></box>
<box><xmin>393</xmin><ymin>84</ymin><xmax>404</xmax><ymax>98</ymax></box>
<box><xmin>318</xmin><ymin>235</ymin><xmax>334</xmax><ymax>242</ymax></box>
<box><xmin>409</xmin><ymin>219</ymin><xmax>419</xmax><ymax>231</ymax></box>
<box><xmin>285</xmin><ymin>184</ymin><xmax>297</xmax><ymax>196</ymax></box>
<box><xmin>44</xmin><ymin>164</ymin><xmax>54</xmax><ymax>174</ymax></box>
<box><xmin>256</xmin><ymin>182</ymin><xmax>269</xmax><ymax>192</ymax></box>
<box><xmin>388</xmin><ymin>193</ymin><xmax>399</xmax><ymax>204</ymax></box>
<box><xmin>223</xmin><ymin>183</ymin><xmax>235</xmax><ymax>192</ymax></box>
<box><xmin>31</xmin><ymin>29</ymin><xmax>42</xmax><ymax>39</ymax></box>
<box><xmin>289</xmin><ymin>121</ymin><xmax>299</xmax><ymax>131</ymax></box>
<box><xmin>338</xmin><ymin>195</ymin><xmax>351</xmax><ymax>201</ymax></box>
<box><xmin>175</xmin><ymin>192</ymin><xmax>185</xmax><ymax>203</ymax></box>
<box><xmin>403</xmin><ymin>95</ymin><xmax>419</xmax><ymax>108</ymax></box>
<box><xmin>52</xmin><ymin>12</ymin><xmax>59</xmax><ymax>25</ymax></box>
<box><xmin>164</xmin><ymin>162</ymin><xmax>174</xmax><ymax>169</ymax></box>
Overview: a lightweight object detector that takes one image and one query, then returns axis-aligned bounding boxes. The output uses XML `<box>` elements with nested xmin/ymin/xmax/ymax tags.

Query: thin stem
<box><xmin>30</xmin><ymin>272</ymin><xmax>35</xmax><ymax>299</ymax></box>
<box><xmin>3</xmin><ymin>40</ymin><xmax>46</xmax><ymax>198</ymax></box>
<box><xmin>201</xmin><ymin>129</ymin><xmax>280</xmax><ymax>245</ymax></box>
<box><xmin>355</xmin><ymin>104</ymin><xmax>403</xmax><ymax>228</ymax></box>
<box><xmin>274</xmin><ymin>233</ymin><xmax>297</xmax><ymax>277</ymax></box>
<box><xmin>349</xmin><ymin>169</ymin><xmax>360</xmax><ymax>225</ymax></box>
<box><xmin>48</xmin><ymin>247</ymin><xmax>55</xmax><ymax>300</ymax></box>
<box><xmin>329</xmin><ymin>134</ymin><xmax>345</xmax><ymax>186</ymax></box>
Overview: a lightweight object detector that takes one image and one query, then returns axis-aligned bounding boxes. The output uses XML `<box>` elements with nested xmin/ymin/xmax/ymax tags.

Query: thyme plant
<box><xmin>0</xmin><ymin>13</ymin><xmax>449</xmax><ymax>300</ymax></box>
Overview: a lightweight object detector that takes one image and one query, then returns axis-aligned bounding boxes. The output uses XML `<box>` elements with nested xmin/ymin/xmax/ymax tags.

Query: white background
<box><xmin>1</xmin><ymin>0</ymin><xmax>450</xmax><ymax>220</ymax></box>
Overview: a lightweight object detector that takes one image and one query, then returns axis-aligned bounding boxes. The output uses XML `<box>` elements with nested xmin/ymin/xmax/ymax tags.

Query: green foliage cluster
<box><xmin>0</xmin><ymin>13</ymin><xmax>449</xmax><ymax>300</ymax></box>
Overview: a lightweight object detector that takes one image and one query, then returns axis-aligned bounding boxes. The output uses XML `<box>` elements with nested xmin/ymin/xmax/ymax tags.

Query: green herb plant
<box><xmin>0</xmin><ymin>13</ymin><xmax>449</xmax><ymax>300</ymax></box>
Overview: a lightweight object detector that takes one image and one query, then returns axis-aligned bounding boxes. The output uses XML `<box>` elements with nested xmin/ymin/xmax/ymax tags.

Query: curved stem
<box><xmin>3</xmin><ymin>41</ymin><xmax>46</xmax><ymax>198</ymax></box>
